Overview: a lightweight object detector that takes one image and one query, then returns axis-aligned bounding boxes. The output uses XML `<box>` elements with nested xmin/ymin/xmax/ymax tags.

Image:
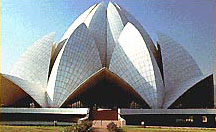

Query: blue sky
<box><xmin>1</xmin><ymin>0</ymin><xmax>215</xmax><ymax>76</ymax></box>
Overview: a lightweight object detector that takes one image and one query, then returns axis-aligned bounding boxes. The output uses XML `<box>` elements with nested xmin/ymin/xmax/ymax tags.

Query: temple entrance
<box><xmin>0</xmin><ymin>74</ymin><xmax>41</xmax><ymax>108</ymax></box>
<box><xmin>61</xmin><ymin>68</ymin><xmax>150</xmax><ymax>109</ymax></box>
<box><xmin>72</xmin><ymin>78</ymin><xmax>144</xmax><ymax>108</ymax></box>
<box><xmin>89</xmin><ymin>109</ymin><xmax>118</xmax><ymax>120</ymax></box>
<box><xmin>7</xmin><ymin>96</ymin><xmax>40</xmax><ymax>108</ymax></box>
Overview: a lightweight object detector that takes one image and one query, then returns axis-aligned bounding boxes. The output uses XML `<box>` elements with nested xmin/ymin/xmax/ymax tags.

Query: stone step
<box><xmin>92</xmin><ymin>128</ymin><xmax>109</xmax><ymax>132</ymax></box>
<box><xmin>92</xmin><ymin>120</ymin><xmax>121</xmax><ymax>128</ymax></box>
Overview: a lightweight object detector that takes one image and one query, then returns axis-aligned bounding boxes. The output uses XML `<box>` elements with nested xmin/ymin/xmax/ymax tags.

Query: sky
<box><xmin>1</xmin><ymin>0</ymin><xmax>215</xmax><ymax>76</ymax></box>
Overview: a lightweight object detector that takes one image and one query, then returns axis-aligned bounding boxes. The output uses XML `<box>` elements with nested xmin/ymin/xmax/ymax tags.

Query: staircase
<box><xmin>89</xmin><ymin>109</ymin><xmax>126</xmax><ymax>128</ymax></box>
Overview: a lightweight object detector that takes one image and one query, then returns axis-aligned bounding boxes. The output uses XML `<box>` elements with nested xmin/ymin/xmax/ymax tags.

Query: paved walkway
<box><xmin>92</xmin><ymin>128</ymin><xmax>109</xmax><ymax>132</ymax></box>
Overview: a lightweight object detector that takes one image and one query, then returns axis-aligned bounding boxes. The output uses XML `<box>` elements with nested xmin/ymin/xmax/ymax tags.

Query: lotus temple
<box><xmin>1</xmin><ymin>2</ymin><xmax>215</xmax><ymax>127</ymax></box>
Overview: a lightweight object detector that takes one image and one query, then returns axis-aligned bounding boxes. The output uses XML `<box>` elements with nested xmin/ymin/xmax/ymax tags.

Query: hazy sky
<box><xmin>1</xmin><ymin>0</ymin><xmax>215</xmax><ymax>76</ymax></box>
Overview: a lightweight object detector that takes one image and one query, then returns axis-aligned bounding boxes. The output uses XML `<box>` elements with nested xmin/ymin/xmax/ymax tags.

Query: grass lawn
<box><xmin>1</xmin><ymin>125</ymin><xmax>216</xmax><ymax>132</ymax></box>
<box><xmin>0</xmin><ymin>126</ymin><xmax>65</xmax><ymax>132</ymax></box>
<box><xmin>122</xmin><ymin>126</ymin><xmax>216</xmax><ymax>132</ymax></box>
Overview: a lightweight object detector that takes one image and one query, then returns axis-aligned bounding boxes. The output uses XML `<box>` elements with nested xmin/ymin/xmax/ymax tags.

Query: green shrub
<box><xmin>63</xmin><ymin>121</ymin><xmax>92</xmax><ymax>132</ymax></box>
<box><xmin>107</xmin><ymin>122</ymin><xmax>122</xmax><ymax>132</ymax></box>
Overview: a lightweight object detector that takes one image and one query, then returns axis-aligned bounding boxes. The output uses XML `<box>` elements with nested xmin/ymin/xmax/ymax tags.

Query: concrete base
<box><xmin>1</xmin><ymin>108</ymin><xmax>215</xmax><ymax>127</ymax></box>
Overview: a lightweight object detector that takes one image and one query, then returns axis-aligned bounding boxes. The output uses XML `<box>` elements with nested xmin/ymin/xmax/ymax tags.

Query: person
<box><xmin>29</xmin><ymin>102</ymin><xmax>35</xmax><ymax>108</ymax></box>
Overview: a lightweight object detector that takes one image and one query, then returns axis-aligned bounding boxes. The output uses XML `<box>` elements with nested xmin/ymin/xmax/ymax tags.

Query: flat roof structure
<box><xmin>1</xmin><ymin>108</ymin><xmax>215</xmax><ymax>115</ymax></box>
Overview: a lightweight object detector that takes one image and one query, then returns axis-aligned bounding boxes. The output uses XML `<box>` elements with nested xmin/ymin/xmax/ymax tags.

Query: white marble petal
<box><xmin>10</xmin><ymin>33</ymin><xmax>55</xmax><ymax>88</ymax></box>
<box><xmin>158</xmin><ymin>33</ymin><xmax>203</xmax><ymax>108</ymax></box>
<box><xmin>60</xmin><ymin>4</ymin><xmax>97</xmax><ymax>41</ymax></box>
<box><xmin>84</xmin><ymin>3</ymin><xmax>107</xmax><ymax>66</ymax></box>
<box><xmin>106</xmin><ymin>2</ymin><xmax>125</xmax><ymax>67</ymax></box>
<box><xmin>109</xmin><ymin>23</ymin><xmax>164</xmax><ymax>108</ymax></box>
<box><xmin>47</xmin><ymin>24</ymin><xmax>102</xmax><ymax>107</ymax></box>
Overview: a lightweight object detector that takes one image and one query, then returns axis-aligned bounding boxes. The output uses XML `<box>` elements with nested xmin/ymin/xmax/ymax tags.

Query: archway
<box><xmin>168</xmin><ymin>75</ymin><xmax>214</xmax><ymax>109</ymax></box>
<box><xmin>61</xmin><ymin>68</ymin><xmax>150</xmax><ymax>109</ymax></box>
<box><xmin>1</xmin><ymin>74</ymin><xmax>41</xmax><ymax>108</ymax></box>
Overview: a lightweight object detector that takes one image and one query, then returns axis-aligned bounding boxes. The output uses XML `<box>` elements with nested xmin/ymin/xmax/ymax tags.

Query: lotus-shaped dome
<box><xmin>2</xmin><ymin>2</ymin><xmax>212</xmax><ymax>109</ymax></box>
